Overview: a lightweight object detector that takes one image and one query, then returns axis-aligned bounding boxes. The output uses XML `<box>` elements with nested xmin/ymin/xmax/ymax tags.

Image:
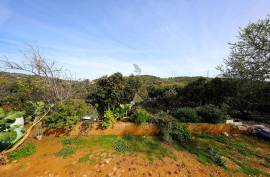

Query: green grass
<box><xmin>113</xmin><ymin>139</ymin><xmax>129</xmax><ymax>152</ymax></box>
<box><xmin>78</xmin><ymin>153</ymin><xmax>96</xmax><ymax>164</ymax></box>
<box><xmin>121</xmin><ymin>134</ymin><xmax>173</xmax><ymax>160</ymax></box>
<box><xmin>61</xmin><ymin>136</ymin><xmax>84</xmax><ymax>145</ymax></box>
<box><xmin>59</xmin><ymin>135</ymin><xmax>173</xmax><ymax>161</ymax></box>
<box><xmin>197</xmin><ymin>133</ymin><xmax>255</xmax><ymax>156</ymax></box>
<box><xmin>191</xmin><ymin>133</ymin><xmax>270</xmax><ymax>176</ymax></box>
<box><xmin>8</xmin><ymin>143</ymin><xmax>36</xmax><ymax>160</ymax></box>
<box><xmin>60</xmin><ymin>135</ymin><xmax>118</xmax><ymax>149</ymax></box>
<box><xmin>229</xmin><ymin>157</ymin><xmax>268</xmax><ymax>177</ymax></box>
<box><xmin>228</xmin><ymin>142</ymin><xmax>254</xmax><ymax>156</ymax></box>
<box><xmin>55</xmin><ymin>146</ymin><xmax>75</xmax><ymax>158</ymax></box>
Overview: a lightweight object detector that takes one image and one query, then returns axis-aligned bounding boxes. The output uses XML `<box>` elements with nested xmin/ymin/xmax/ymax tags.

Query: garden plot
<box><xmin>0</xmin><ymin>134</ymin><xmax>269</xmax><ymax>177</ymax></box>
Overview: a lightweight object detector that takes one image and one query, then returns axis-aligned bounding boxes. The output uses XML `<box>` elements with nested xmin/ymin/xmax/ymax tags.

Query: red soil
<box><xmin>0</xmin><ymin>136</ymin><xmax>233</xmax><ymax>177</ymax></box>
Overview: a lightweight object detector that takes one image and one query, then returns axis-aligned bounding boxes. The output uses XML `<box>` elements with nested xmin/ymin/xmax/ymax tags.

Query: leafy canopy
<box><xmin>218</xmin><ymin>16</ymin><xmax>270</xmax><ymax>81</ymax></box>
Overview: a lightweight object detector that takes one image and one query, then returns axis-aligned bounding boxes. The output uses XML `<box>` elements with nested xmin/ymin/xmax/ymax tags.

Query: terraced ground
<box><xmin>0</xmin><ymin>134</ymin><xmax>269</xmax><ymax>177</ymax></box>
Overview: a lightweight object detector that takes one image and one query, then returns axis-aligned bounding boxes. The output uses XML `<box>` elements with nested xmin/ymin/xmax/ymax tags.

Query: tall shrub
<box><xmin>197</xmin><ymin>105</ymin><xmax>226</xmax><ymax>124</ymax></box>
<box><xmin>43</xmin><ymin>99</ymin><xmax>89</xmax><ymax>129</ymax></box>
<box><xmin>131</xmin><ymin>108</ymin><xmax>150</xmax><ymax>124</ymax></box>
<box><xmin>173</xmin><ymin>107</ymin><xmax>200</xmax><ymax>123</ymax></box>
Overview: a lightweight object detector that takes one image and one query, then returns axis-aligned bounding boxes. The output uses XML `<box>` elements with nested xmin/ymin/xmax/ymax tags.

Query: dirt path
<box><xmin>0</xmin><ymin>136</ymin><xmax>240</xmax><ymax>177</ymax></box>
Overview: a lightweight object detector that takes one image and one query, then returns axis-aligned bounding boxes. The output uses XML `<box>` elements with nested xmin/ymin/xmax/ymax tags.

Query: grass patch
<box><xmin>192</xmin><ymin>133</ymin><xmax>270</xmax><ymax>176</ymax></box>
<box><xmin>8</xmin><ymin>143</ymin><xmax>36</xmax><ymax>160</ymax></box>
<box><xmin>196</xmin><ymin>133</ymin><xmax>255</xmax><ymax>157</ymax></box>
<box><xmin>59</xmin><ymin>135</ymin><xmax>173</xmax><ymax>161</ymax></box>
<box><xmin>86</xmin><ymin>135</ymin><xmax>118</xmax><ymax>148</ymax></box>
<box><xmin>198</xmin><ymin>133</ymin><xmax>229</xmax><ymax>144</ymax></box>
<box><xmin>55</xmin><ymin>146</ymin><xmax>75</xmax><ymax>158</ymax></box>
<box><xmin>207</xmin><ymin>147</ymin><xmax>226</xmax><ymax>167</ymax></box>
<box><xmin>121</xmin><ymin>134</ymin><xmax>173</xmax><ymax>160</ymax></box>
<box><xmin>180</xmin><ymin>142</ymin><xmax>226</xmax><ymax>166</ymax></box>
<box><xmin>60</xmin><ymin>135</ymin><xmax>118</xmax><ymax>149</ymax></box>
<box><xmin>229</xmin><ymin>157</ymin><xmax>267</xmax><ymax>177</ymax></box>
<box><xmin>78</xmin><ymin>153</ymin><xmax>96</xmax><ymax>164</ymax></box>
<box><xmin>228</xmin><ymin>142</ymin><xmax>254</xmax><ymax>156</ymax></box>
<box><xmin>113</xmin><ymin>139</ymin><xmax>129</xmax><ymax>153</ymax></box>
<box><xmin>61</xmin><ymin>136</ymin><xmax>83</xmax><ymax>145</ymax></box>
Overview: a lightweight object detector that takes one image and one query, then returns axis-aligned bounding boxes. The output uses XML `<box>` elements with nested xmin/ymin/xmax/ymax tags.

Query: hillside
<box><xmin>0</xmin><ymin>71</ymin><xmax>204</xmax><ymax>89</ymax></box>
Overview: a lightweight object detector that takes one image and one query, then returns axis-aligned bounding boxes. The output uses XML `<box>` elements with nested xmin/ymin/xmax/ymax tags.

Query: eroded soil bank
<box><xmin>45</xmin><ymin>122</ymin><xmax>244</xmax><ymax>137</ymax></box>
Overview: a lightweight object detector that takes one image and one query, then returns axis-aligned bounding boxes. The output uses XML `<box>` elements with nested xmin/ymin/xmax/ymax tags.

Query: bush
<box><xmin>43</xmin><ymin>99</ymin><xmax>89</xmax><ymax>129</ymax></box>
<box><xmin>151</xmin><ymin>111</ymin><xmax>174</xmax><ymax>124</ymax></box>
<box><xmin>160</xmin><ymin>119</ymin><xmax>192</xmax><ymax>145</ymax></box>
<box><xmin>207</xmin><ymin>147</ymin><xmax>226</xmax><ymax>167</ymax></box>
<box><xmin>197</xmin><ymin>105</ymin><xmax>226</xmax><ymax>123</ymax></box>
<box><xmin>170</xmin><ymin>121</ymin><xmax>192</xmax><ymax>144</ymax></box>
<box><xmin>160</xmin><ymin>127</ymin><xmax>173</xmax><ymax>144</ymax></box>
<box><xmin>8</xmin><ymin>143</ymin><xmax>36</xmax><ymax>160</ymax></box>
<box><xmin>113</xmin><ymin>103</ymin><xmax>133</xmax><ymax>118</ymax></box>
<box><xmin>131</xmin><ymin>108</ymin><xmax>150</xmax><ymax>124</ymax></box>
<box><xmin>173</xmin><ymin>107</ymin><xmax>200</xmax><ymax>123</ymax></box>
<box><xmin>102</xmin><ymin>109</ymin><xmax>116</xmax><ymax>128</ymax></box>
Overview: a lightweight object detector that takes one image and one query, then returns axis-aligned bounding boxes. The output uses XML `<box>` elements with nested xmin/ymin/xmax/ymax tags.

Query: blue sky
<box><xmin>0</xmin><ymin>0</ymin><xmax>270</xmax><ymax>79</ymax></box>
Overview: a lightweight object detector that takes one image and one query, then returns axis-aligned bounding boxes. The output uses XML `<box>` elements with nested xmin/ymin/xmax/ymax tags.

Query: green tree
<box><xmin>43</xmin><ymin>99</ymin><xmax>89</xmax><ymax>129</ymax></box>
<box><xmin>182</xmin><ymin>77</ymin><xmax>208</xmax><ymax>106</ymax></box>
<box><xmin>89</xmin><ymin>73</ymin><xmax>140</xmax><ymax>114</ymax></box>
<box><xmin>217</xmin><ymin>16</ymin><xmax>270</xmax><ymax>81</ymax></box>
<box><xmin>217</xmin><ymin>16</ymin><xmax>270</xmax><ymax>119</ymax></box>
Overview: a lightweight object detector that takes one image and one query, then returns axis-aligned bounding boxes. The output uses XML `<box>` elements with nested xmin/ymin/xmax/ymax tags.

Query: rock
<box><xmin>238</xmin><ymin>125</ymin><xmax>248</xmax><ymax>131</ymax></box>
<box><xmin>104</xmin><ymin>158</ymin><xmax>112</xmax><ymax>164</ymax></box>
<box><xmin>223</xmin><ymin>132</ymin><xmax>229</xmax><ymax>136</ymax></box>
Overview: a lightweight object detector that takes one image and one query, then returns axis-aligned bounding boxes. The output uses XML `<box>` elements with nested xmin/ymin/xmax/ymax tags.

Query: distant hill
<box><xmin>0</xmin><ymin>71</ymin><xmax>205</xmax><ymax>88</ymax></box>
<box><xmin>133</xmin><ymin>75</ymin><xmax>205</xmax><ymax>88</ymax></box>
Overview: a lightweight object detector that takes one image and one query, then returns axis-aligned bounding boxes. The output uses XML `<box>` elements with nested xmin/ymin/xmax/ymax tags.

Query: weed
<box><xmin>78</xmin><ymin>153</ymin><xmax>96</xmax><ymax>164</ymax></box>
<box><xmin>60</xmin><ymin>136</ymin><xmax>83</xmax><ymax>145</ymax></box>
<box><xmin>8</xmin><ymin>143</ymin><xmax>36</xmax><ymax>160</ymax></box>
<box><xmin>56</xmin><ymin>146</ymin><xmax>75</xmax><ymax>158</ymax></box>
<box><xmin>207</xmin><ymin>147</ymin><xmax>226</xmax><ymax>167</ymax></box>
<box><xmin>196</xmin><ymin>151</ymin><xmax>210</xmax><ymax>164</ymax></box>
<box><xmin>121</xmin><ymin>134</ymin><xmax>172</xmax><ymax>160</ymax></box>
<box><xmin>197</xmin><ymin>133</ymin><xmax>229</xmax><ymax>144</ymax></box>
<box><xmin>229</xmin><ymin>143</ymin><xmax>254</xmax><ymax>156</ymax></box>
<box><xmin>85</xmin><ymin>135</ymin><xmax>117</xmax><ymax>148</ymax></box>
<box><xmin>229</xmin><ymin>157</ymin><xmax>265</xmax><ymax>176</ymax></box>
<box><xmin>113</xmin><ymin>139</ymin><xmax>129</xmax><ymax>152</ymax></box>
